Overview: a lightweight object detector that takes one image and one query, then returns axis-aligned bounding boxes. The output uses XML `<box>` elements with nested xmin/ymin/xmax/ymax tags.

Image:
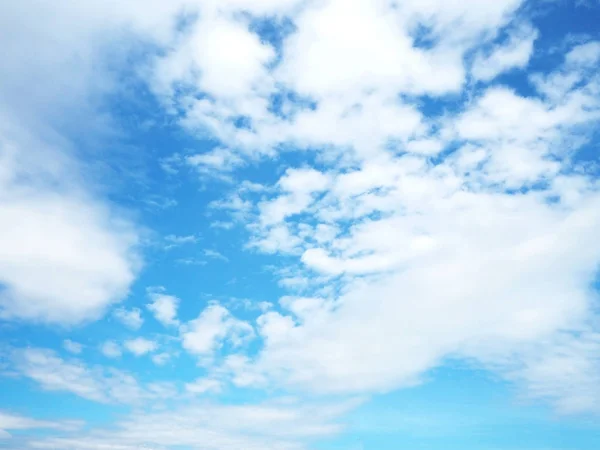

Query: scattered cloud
<box><xmin>3</xmin><ymin>1</ymin><xmax>600</xmax><ymax>448</ymax></box>
<box><xmin>472</xmin><ymin>23</ymin><xmax>539</xmax><ymax>81</ymax></box>
<box><xmin>146</xmin><ymin>287</ymin><xmax>180</xmax><ymax>327</ymax></box>
<box><xmin>113</xmin><ymin>307</ymin><xmax>143</xmax><ymax>330</ymax></box>
<box><xmin>185</xmin><ymin>377</ymin><xmax>222</xmax><ymax>395</ymax></box>
<box><xmin>23</xmin><ymin>397</ymin><xmax>360</xmax><ymax>450</ymax></box>
<box><xmin>203</xmin><ymin>249</ymin><xmax>229</xmax><ymax>262</ymax></box>
<box><xmin>0</xmin><ymin>120</ymin><xmax>141</xmax><ymax>325</ymax></box>
<box><xmin>164</xmin><ymin>233</ymin><xmax>200</xmax><ymax>249</ymax></box>
<box><xmin>62</xmin><ymin>340</ymin><xmax>83</xmax><ymax>355</ymax></box>
<box><xmin>181</xmin><ymin>303</ymin><xmax>254</xmax><ymax>361</ymax></box>
<box><xmin>99</xmin><ymin>341</ymin><xmax>122</xmax><ymax>359</ymax></box>
<box><xmin>151</xmin><ymin>352</ymin><xmax>172</xmax><ymax>366</ymax></box>
<box><xmin>186</xmin><ymin>147</ymin><xmax>245</xmax><ymax>180</ymax></box>
<box><xmin>124</xmin><ymin>338</ymin><xmax>158</xmax><ymax>356</ymax></box>
<box><xmin>175</xmin><ymin>257</ymin><xmax>208</xmax><ymax>266</ymax></box>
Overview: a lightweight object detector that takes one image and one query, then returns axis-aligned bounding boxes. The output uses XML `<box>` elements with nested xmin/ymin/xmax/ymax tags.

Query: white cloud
<box><xmin>3</xmin><ymin>0</ymin><xmax>600</xmax><ymax>435</ymax></box>
<box><xmin>203</xmin><ymin>249</ymin><xmax>229</xmax><ymax>262</ymax></box>
<box><xmin>151</xmin><ymin>352</ymin><xmax>172</xmax><ymax>366</ymax></box>
<box><xmin>185</xmin><ymin>377</ymin><xmax>222</xmax><ymax>395</ymax></box>
<box><xmin>62</xmin><ymin>340</ymin><xmax>83</xmax><ymax>355</ymax></box>
<box><xmin>13</xmin><ymin>348</ymin><xmax>175</xmax><ymax>405</ymax></box>
<box><xmin>486</xmin><ymin>331</ymin><xmax>600</xmax><ymax>414</ymax></box>
<box><xmin>112</xmin><ymin>307</ymin><xmax>143</xmax><ymax>330</ymax></box>
<box><xmin>191</xmin><ymin>22</ymin><xmax>600</xmax><ymax>414</ymax></box>
<box><xmin>564</xmin><ymin>40</ymin><xmax>600</xmax><ymax>66</ymax></box>
<box><xmin>124</xmin><ymin>338</ymin><xmax>158</xmax><ymax>356</ymax></box>
<box><xmin>0</xmin><ymin>0</ymin><xmax>178</xmax><ymax>327</ymax></box>
<box><xmin>176</xmin><ymin>257</ymin><xmax>208</xmax><ymax>266</ymax></box>
<box><xmin>100</xmin><ymin>341</ymin><xmax>122</xmax><ymax>359</ymax></box>
<box><xmin>154</xmin><ymin>14</ymin><xmax>275</xmax><ymax>100</ymax></box>
<box><xmin>0</xmin><ymin>411</ymin><xmax>80</xmax><ymax>440</ymax></box>
<box><xmin>181</xmin><ymin>303</ymin><xmax>254</xmax><ymax>359</ymax></box>
<box><xmin>141</xmin><ymin>0</ymin><xmax>600</xmax><ymax>417</ymax></box>
<box><xmin>0</xmin><ymin>121</ymin><xmax>141</xmax><ymax>325</ymax></box>
<box><xmin>186</xmin><ymin>147</ymin><xmax>245</xmax><ymax>178</ymax></box>
<box><xmin>24</xmin><ymin>397</ymin><xmax>359</xmax><ymax>450</ymax></box>
<box><xmin>146</xmin><ymin>287</ymin><xmax>180</xmax><ymax>327</ymax></box>
<box><xmin>472</xmin><ymin>24</ymin><xmax>538</xmax><ymax>81</ymax></box>
<box><xmin>164</xmin><ymin>234</ymin><xmax>199</xmax><ymax>247</ymax></box>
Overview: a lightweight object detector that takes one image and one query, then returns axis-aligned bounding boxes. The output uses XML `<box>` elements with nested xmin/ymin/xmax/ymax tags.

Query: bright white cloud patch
<box><xmin>141</xmin><ymin>0</ymin><xmax>600</xmax><ymax>415</ymax></box>
<box><xmin>99</xmin><ymin>341</ymin><xmax>122</xmax><ymax>359</ymax></box>
<box><xmin>151</xmin><ymin>352</ymin><xmax>172</xmax><ymax>366</ymax></box>
<box><xmin>181</xmin><ymin>303</ymin><xmax>254</xmax><ymax>360</ymax></box>
<box><xmin>0</xmin><ymin>0</ymin><xmax>145</xmax><ymax>326</ymax></box>
<box><xmin>472</xmin><ymin>23</ymin><xmax>538</xmax><ymax>81</ymax></box>
<box><xmin>146</xmin><ymin>287</ymin><xmax>180</xmax><ymax>327</ymax></box>
<box><xmin>0</xmin><ymin>122</ymin><xmax>140</xmax><ymax>325</ymax></box>
<box><xmin>113</xmin><ymin>307</ymin><xmax>144</xmax><ymax>330</ymax></box>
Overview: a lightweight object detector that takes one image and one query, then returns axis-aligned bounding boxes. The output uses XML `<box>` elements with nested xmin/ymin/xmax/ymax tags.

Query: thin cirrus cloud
<box><xmin>1</xmin><ymin>0</ymin><xmax>600</xmax><ymax>449</ymax></box>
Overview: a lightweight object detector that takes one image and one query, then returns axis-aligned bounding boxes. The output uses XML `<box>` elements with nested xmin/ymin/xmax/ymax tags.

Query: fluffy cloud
<box><xmin>181</xmin><ymin>303</ymin><xmax>254</xmax><ymax>360</ymax></box>
<box><xmin>124</xmin><ymin>338</ymin><xmax>158</xmax><ymax>356</ymax></box>
<box><xmin>146</xmin><ymin>287</ymin><xmax>180</xmax><ymax>327</ymax></box>
<box><xmin>113</xmin><ymin>307</ymin><xmax>144</xmax><ymax>330</ymax></box>
<box><xmin>100</xmin><ymin>341</ymin><xmax>122</xmax><ymax>359</ymax></box>
<box><xmin>170</xmin><ymin>17</ymin><xmax>600</xmax><ymax>416</ymax></box>
<box><xmin>0</xmin><ymin>121</ymin><xmax>141</xmax><ymax>325</ymax></box>
<box><xmin>185</xmin><ymin>377</ymin><xmax>222</xmax><ymax>395</ymax></box>
<box><xmin>186</xmin><ymin>147</ymin><xmax>245</xmax><ymax>179</ymax></box>
<box><xmin>472</xmin><ymin>23</ymin><xmax>538</xmax><ymax>81</ymax></box>
<box><xmin>0</xmin><ymin>411</ymin><xmax>80</xmax><ymax>440</ymax></box>
<box><xmin>4</xmin><ymin>3</ymin><xmax>600</xmax><ymax>449</ymax></box>
<box><xmin>0</xmin><ymin>0</ymin><xmax>155</xmax><ymax>326</ymax></box>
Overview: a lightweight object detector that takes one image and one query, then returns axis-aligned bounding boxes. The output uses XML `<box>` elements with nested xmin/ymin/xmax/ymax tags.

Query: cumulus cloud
<box><xmin>181</xmin><ymin>303</ymin><xmax>254</xmax><ymax>361</ymax></box>
<box><xmin>4</xmin><ymin>3</ymin><xmax>600</xmax><ymax>449</ymax></box>
<box><xmin>164</xmin><ymin>234</ymin><xmax>200</xmax><ymax>249</ymax></box>
<box><xmin>151</xmin><ymin>352</ymin><xmax>172</xmax><ymax>366</ymax></box>
<box><xmin>145</xmin><ymin>3</ymin><xmax>600</xmax><ymax>415</ymax></box>
<box><xmin>124</xmin><ymin>338</ymin><xmax>158</xmax><ymax>356</ymax></box>
<box><xmin>113</xmin><ymin>307</ymin><xmax>144</xmax><ymax>330</ymax></box>
<box><xmin>472</xmin><ymin>23</ymin><xmax>539</xmax><ymax>81</ymax></box>
<box><xmin>0</xmin><ymin>0</ymin><xmax>152</xmax><ymax>326</ymax></box>
<box><xmin>0</xmin><ymin>121</ymin><xmax>141</xmax><ymax>325</ymax></box>
<box><xmin>146</xmin><ymin>287</ymin><xmax>180</xmax><ymax>327</ymax></box>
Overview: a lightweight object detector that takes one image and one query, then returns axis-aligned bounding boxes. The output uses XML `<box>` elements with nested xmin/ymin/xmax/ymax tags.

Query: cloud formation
<box><xmin>2</xmin><ymin>0</ymin><xmax>600</xmax><ymax>448</ymax></box>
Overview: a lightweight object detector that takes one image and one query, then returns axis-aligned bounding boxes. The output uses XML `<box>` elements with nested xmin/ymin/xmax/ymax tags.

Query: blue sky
<box><xmin>1</xmin><ymin>0</ymin><xmax>600</xmax><ymax>449</ymax></box>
